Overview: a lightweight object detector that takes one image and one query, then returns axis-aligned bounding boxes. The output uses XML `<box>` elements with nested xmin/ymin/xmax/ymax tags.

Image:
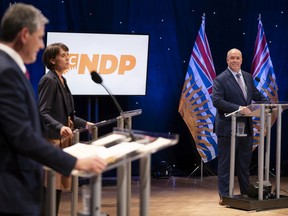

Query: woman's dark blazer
<box><xmin>38</xmin><ymin>70</ymin><xmax>87</xmax><ymax>139</ymax></box>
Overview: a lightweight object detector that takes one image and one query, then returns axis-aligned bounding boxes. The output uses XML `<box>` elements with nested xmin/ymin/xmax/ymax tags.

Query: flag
<box><xmin>178</xmin><ymin>16</ymin><xmax>217</xmax><ymax>163</ymax></box>
<box><xmin>251</xmin><ymin>17</ymin><xmax>279</xmax><ymax>147</ymax></box>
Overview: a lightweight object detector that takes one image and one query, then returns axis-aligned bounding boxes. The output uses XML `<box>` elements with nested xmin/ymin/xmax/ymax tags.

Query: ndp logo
<box><xmin>68</xmin><ymin>53</ymin><xmax>136</xmax><ymax>75</ymax></box>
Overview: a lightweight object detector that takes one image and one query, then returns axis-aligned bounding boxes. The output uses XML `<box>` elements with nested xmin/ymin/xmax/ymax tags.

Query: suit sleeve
<box><xmin>74</xmin><ymin>115</ymin><xmax>87</xmax><ymax>129</ymax></box>
<box><xmin>38</xmin><ymin>75</ymin><xmax>64</xmax><ymax>132</ymax></box>
<box><xmin>212</xmin><ymin>76</ymin><xmax>240</xmax><ymax>114</ymax></box>
<box><xmin>0</xmin><ymin>68</ymin><xmax>76</xmax><ymax>176</ymax></box>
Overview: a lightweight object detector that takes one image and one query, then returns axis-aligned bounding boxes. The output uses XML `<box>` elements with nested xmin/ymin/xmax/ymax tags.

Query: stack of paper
<box><xmin>91</xmin><ymin>133</ymin><xmax>127</xmax><ymax>146</ymax></box>
<box><xmin>64</xmin><ymin>141</ymin><xmax>145</xmax><ymax>163</ymax></box>
<box><xmin>136</xmin><ymin>137</ymin><xmax>172</xmax><ymax>153</ymax></box>
<box><xmin>64</xmin><ymin>137</ymin><xmax>175</xmax><ymax>176</ymax></box>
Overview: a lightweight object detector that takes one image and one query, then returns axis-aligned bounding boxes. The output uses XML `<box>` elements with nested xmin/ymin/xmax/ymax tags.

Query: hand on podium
<box><xmin>85</xmin><ymin>121</ymin><xmax>95</xmax><ymax>134</ymax></box>
<box><xmin>239</xmin><ymin>106</ymin><xmax>252</xmax><ymax>115</ymax></box>
<box><xmin>75</xmin><ymin>156</ymin><xmax>107</xmax><ymax>174</ymax></box>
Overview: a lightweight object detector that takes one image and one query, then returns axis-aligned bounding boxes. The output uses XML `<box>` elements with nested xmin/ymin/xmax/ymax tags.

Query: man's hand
<box><xmin>75</xmin><ymin>156</ymin><xmax>107</xmax><ymax>174</ymax></box>
<box><xmin>239</xmin><ymin>106</ymin><xmax>252</xmax><ymax>115</ymax></box>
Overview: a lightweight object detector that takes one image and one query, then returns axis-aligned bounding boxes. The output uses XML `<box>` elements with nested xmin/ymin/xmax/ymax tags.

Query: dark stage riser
<box><xmin>222</xmin><ymin>195</ymin><xmax>288</xmax><ymax>211</ymax></box>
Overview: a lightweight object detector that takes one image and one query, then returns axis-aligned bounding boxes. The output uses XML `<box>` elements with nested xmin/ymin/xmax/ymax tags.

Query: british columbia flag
<box><xmin>251</xmin><ymin>17</ymin><xmax>279</xmax><ymax>147</ymax></box>
<box><xmin>178</xmin><ymin>15</ymin><xmax>217</xmax><ymax>162</ymax></box>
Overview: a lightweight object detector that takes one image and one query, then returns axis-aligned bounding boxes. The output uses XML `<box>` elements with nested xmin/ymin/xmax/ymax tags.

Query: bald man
<box><xmin>212</xmin><ymin>48</ymin><xmax>268</xmax><ymax>205</ymax></box>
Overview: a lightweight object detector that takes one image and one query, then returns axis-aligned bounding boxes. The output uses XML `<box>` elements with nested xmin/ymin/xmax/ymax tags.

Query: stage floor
<box><xmin>59</xmin><ymin>176</ymin><xmax>288</xmax><ymax>216</ymax></box>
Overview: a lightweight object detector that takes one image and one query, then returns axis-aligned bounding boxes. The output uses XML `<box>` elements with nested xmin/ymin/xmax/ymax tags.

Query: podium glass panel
<box><xmin>63</xmin><ymin>128</ymin><xmax>179</xmax><ymax>216</ymax></box>
<box><xmin>222</xmin><ymin>101</ymin><xmax>288</xmax><ymax>210</ymax></box>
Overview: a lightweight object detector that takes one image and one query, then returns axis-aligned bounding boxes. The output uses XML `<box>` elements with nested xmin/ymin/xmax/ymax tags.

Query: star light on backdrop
<box><xmin>2</xmin><ymin>0</ymin><xmax>288</xmax><ymax>171</ymax></box>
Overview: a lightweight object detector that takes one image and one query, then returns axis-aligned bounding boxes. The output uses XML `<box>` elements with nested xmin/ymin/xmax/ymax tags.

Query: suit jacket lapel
<box><xmin>50</xmin><ymin>71</ymin><xmax>70</xmax><ymax>115</ymax></box>
<box><xmin>225</xmin><ymin>69</ymin><xmax>247</xmax><ymax>102</ymax></box>
<box><xmin>62</xmin><ymin>76</ymin><xmax>74</xmax><ymax>114</ymax></box>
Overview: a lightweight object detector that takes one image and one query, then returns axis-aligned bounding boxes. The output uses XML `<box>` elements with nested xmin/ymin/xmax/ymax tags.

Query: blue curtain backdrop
<box><xmin>1</xmin><ymin>0</ymin><xmax>288</xmax><ymax>174</ymax></box>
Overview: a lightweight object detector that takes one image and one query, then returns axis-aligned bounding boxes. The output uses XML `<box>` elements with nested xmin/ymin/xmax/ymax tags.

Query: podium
<box><xmin>45</xmin><ymin>109</ymin><xmax>179</xmax><ymax>216</ymax></box>
<box><xmin>222</xmin><ymin>102</ymin><xmax>288</xmax><ymax>210</ymax></box>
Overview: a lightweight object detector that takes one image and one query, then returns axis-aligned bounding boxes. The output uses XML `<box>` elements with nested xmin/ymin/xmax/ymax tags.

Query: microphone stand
<box><xmin>100</xmin><ymin>83</ymin><xmax>123</xmax><ymax>115</ymax></box>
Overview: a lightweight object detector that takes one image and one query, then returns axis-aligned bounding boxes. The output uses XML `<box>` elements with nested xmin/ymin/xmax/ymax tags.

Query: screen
<box><xmin>46</xmin><ymin>32</ymin><xmax>149</xmax><ymax>95</ymax></box>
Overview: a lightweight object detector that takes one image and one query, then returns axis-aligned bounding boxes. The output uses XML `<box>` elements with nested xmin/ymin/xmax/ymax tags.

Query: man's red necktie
<box><xmin>25</xmin><ymin>70</ymin><xmax>30</xmax><ymax>80</ymax></box>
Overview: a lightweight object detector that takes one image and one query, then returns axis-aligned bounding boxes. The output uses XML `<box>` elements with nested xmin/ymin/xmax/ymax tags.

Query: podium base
<box><xmin>222</xmin><ymin>195</ymin><xmax>288</xmax><ymax>211</ymax></box>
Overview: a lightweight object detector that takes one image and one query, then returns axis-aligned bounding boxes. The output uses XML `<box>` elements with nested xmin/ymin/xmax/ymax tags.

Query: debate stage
<box><xmin>58</xmin><ymin>176</ymin><xmax>288</xmax><ymax>216</ymax></box>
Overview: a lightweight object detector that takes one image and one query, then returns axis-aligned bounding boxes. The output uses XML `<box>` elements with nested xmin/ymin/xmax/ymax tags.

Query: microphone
<box><xmin>91</xmin><ymin>71</ymin><xmax>103</xmax><ymax>84</ymax></box>
<box><xmin>91</xmin><ymin>71</ymin><xmax>123</xmax><ymax>114</ymax></box>
<box><xmin>90</xmin><ymin>71</ymin><xmax>137</xmax><ymax>141</ymax></box>
<box><xmin>254</xmin><ymin>77</ymin><xmax>261</xmax><ymax>83</ymax></box>
<box><xmin>254</xmin><ymin>76</ymin><xmax>266</xmax><ymax>95</ymax></box>
<box><xmin>254</xmin><ymin>76</ymin><xmax>268</xmax><ymax>95</ymax></box>
<box><xmin>254</xmin><ymin>76</ymin><xmax>274</xmax><ymax>111</ymax></box>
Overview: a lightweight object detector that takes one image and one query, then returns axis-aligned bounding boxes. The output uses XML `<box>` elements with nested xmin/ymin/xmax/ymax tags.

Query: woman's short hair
<box><xmin>42</xmin><ymin>43</ymin><xmax>69</xmax><ymax>70</ymax></box>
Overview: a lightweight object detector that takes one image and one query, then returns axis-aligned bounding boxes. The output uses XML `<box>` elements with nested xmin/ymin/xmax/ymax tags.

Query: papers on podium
<box><xmin>91</xmin><ymin>133</ymin><xmax>127</xmax><ymax>146</ymax></box>
<box><xmin>136</xmin><ymin>137</ymin><xmax>173</xmax><ymax>153</ymax></box>
<box><xmin>64</xmin><ymin>141</ymin><xmax>144</xmax><ymax>164</ymax></box>
<box><xmin>63</xmin><ymin>133</ymin><xmax>176</xmax><ymax>176</ymax></box>
<box><xmin>224</xmin><ymin>103</ymin><xmax>279</xmax><ymax>118</ymax></box>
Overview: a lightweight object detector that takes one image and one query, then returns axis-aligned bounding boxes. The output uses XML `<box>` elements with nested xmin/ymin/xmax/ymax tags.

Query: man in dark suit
<box><xmin>212</xmin><ymin>48</ymin><xmax>268</xmax><ymax>205</ymax></box>
<box><xmin>0</xmin><ymin>3</ymin><xmax>107</xmax><ymax>215</ymax></box>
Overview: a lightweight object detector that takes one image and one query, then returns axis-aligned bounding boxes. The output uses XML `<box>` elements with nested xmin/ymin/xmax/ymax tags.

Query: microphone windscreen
<box><xmin>91</xmin><ymin>71</ymin><xmax>102</xmax><ymax>84</ymax></box>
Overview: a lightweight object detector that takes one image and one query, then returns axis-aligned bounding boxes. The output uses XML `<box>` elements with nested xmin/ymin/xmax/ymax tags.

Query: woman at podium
<box><xmin>38</xmin><ymin>43</ymin><xmax>95</xmax><ymax>215</ymax></box>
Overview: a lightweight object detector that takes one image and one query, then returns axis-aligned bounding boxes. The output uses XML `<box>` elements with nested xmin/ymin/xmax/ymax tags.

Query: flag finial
<box><xmin>202</xmin><ymin>13</ymin><xmax>206</xmax><ymax>21</ymax></box>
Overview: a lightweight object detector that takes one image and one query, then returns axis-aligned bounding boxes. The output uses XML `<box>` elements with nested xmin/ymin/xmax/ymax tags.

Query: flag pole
<box><xmin>179</xmin><ymin>13</ymin><xmax>217</xmax><ymax>180</ymax></box>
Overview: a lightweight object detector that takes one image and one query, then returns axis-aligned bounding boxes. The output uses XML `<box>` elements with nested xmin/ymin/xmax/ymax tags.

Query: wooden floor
<box><xmin>59</xmin><ymin>176</ymin><xmax>288</xmax><ymax>216</ymax></box>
